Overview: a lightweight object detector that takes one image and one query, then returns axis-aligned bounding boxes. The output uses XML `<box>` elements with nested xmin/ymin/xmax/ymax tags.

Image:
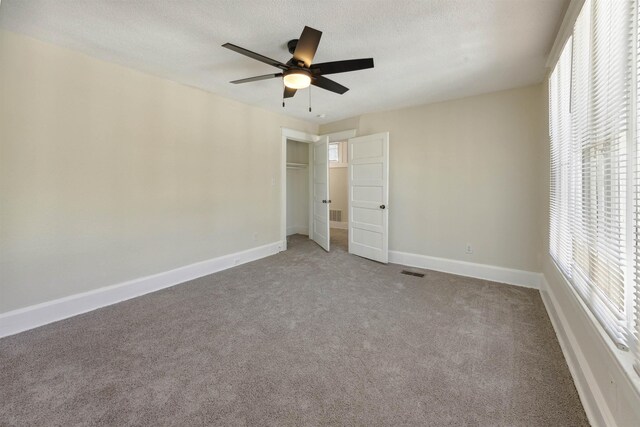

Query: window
<box><xmin>329</xmin><ymin>141</ymin><xmax>348</xmax><ymax>168</ymax></box>
<box><xmin>549</xmin><ymin>35</ymin><xmax>573</xmax><ymax>277</ymax></box>
<box><xmin>329</xmin><ymin>143</ymin><xmax>340</xmax><ymax>162</ymax></box>
<box><xmin>634</xmin><ymin>0</ymin><xmax>640</xmax><ymax>376</ymax></box>
<box><xmin>549</xmin><ymin>0</ymin><xmax>635</xmax><ymax>354</ymax></box>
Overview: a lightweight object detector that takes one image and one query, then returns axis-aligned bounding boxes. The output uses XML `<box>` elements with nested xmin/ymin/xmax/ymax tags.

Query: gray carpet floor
<box><xmin>1</xmin><ymin>230</ymin><xmax>588</xmax><ymax>426</ymax></box>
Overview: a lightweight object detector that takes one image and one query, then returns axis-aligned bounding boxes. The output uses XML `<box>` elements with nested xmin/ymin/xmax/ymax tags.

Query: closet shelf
<box><xmin>286</xmin><ymin>162</ymin><xmax>308</xmax><ymax>169</ymax></box>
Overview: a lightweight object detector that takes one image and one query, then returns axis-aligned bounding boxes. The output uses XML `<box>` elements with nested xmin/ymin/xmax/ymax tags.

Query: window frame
<box><xmin>329</xmin><ymin>141</ymin><xmax>348</xmax><ymax>168</ymax></box>
<box><xmin>548</xmin><ymin>0</ymin><xmax>635</xmax><ymax>351</ymax></box>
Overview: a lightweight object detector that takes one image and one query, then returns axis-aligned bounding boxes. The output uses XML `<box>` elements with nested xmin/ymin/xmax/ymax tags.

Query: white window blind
<box><xmin>634</xmin><ymin>0</ymin><xmax>640</xmax><ymax>376</ymax></box>
<box><xmin>549</xmin><ymin>37</ymin><xmax>573</xmax><ymax>277</ymax></box>
<box><xmin>573</xmin><ymin>0</ymin><xmax>632</xmax><ymax>348</ymax></box>
<box><xmin>549</xmin><ymin>0</ymin><xmax>634</xmax><ymax>350</ymax></box>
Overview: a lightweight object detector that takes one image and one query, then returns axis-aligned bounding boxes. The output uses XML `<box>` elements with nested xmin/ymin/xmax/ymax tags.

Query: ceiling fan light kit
<box><xmin>283</xmin><ymin>69</ymin><xmax>311</xmax><ymax>89</ymax></box>
<box><xmin>223</xmin><ymin>25</ymin><xmax>374</xmax><ymax>110</ymax></box>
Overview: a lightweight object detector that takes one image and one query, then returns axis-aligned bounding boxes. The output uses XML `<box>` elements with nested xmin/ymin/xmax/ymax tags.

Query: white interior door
<box><xmin>348</xmin><ymin>132</ymin><xmax>389</xmax><ymax>263</ymax></box>
<box><xmin>312</xmin><ymin>137</ymin><xmax>330</xmax><ymax>252</ymax></box>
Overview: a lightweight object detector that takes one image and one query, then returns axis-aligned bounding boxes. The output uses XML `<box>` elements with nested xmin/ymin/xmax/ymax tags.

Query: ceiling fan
<box><xmin>222</xmin><ymin>26</ymin><xmax>374</xmax><ymax>101</ymax></box>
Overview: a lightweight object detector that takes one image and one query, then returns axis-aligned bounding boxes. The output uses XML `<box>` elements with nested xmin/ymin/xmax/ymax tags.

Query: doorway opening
<box><xmin>285</xmin><ymin>138</ymin><xmax>310</xmax><ymax>242</ymax></box>
<box><xmin>280</xmin><ymin>128</ymin><xmax>388</xmax><ymax>263</ymax></box>
<box><xmin>280</xmin><ymin>128</ymin><xmax>316</xmax><ymax>252</ymax></box>
<box><xmin>280</xmin><ymin>128</ymin><xmax>356</xmax><ymax>253</ymax></box>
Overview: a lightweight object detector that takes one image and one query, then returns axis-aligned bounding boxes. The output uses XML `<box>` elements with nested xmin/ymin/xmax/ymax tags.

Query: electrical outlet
<box><xmin>465</xmin><ymin>244</ymin><xmax>473</xmax><ymax>254</ymax></box>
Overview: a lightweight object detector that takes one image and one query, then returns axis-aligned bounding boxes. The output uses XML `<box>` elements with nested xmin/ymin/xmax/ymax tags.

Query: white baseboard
<box><xmin>539</xmin><ymin>276</ymin><xmax>607</xmax><ymax>426</ymax></box>
<box><xmin>388</xmin><ymin>250</ymin><xmax>541</xmax><ymax>289</ymax></box>
<box><xmin>0</xmin><ymin>241</ymin><xmax>283</xmax><ymax>339</ymax></box>
<box><xmin>286</xmin><ymin>225</ymin><xmax>308</xmax><ymax>236</ymax></box>
<box><xmin>330</xmin><ymin>221</ymin><xmax>348</xmax><ymax>230</ymax></box>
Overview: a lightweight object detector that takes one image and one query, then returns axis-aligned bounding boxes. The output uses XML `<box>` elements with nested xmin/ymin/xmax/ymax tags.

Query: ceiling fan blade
<box><xmin>284</xmin><ymin>87</ymin><xmax>297</xmax><ymax>98</ymax></box>
<box><xmin>222</xmin><ymin>43</ymin><xmax>289</xmax><ymax>70</ymax></box>
<box><xmin>230</xmin><ymin>73</ymin><xmax>283</xmax><ymax>84</ymax></box>
<box><xmin>293</xmin><ymin>26</ymin><xmax>322</xmax><ymax>67</ymax></box>
<box><xmin>310</xmin><ymin>58</ymin><xmax>374</xmax><ymax>75</ymax></box>
<box><xmin>312</xmin><ymin>76</ymin><xmax>349</xmax><ymax>95</ymax></box>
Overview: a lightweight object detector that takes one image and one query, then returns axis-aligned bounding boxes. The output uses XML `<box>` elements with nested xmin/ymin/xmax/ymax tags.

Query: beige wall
<box><xmin>0</xmin><ymin>31</ymin><xmax>317</xmax><ymax>313</ymax></box>
<box><xmin>329</xmin><ymin>167</ymin><xmax>348</xmax><ymax>223</ymax></box>
<box><xmin>321</xmin><ymin>85</ymin><xmax>544</xmax><ymax>272</ymax></box>
<box><xmin>320</xmin><ymin>117</ymin><xmax>360</xmax><ymax>136</ymax></box>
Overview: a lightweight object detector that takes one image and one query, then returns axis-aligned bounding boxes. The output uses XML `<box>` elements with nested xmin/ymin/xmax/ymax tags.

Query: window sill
<box><xmin>547</xmin><ymin>258</ymin><xmax>640</xmax><ymax>402</ymax></box>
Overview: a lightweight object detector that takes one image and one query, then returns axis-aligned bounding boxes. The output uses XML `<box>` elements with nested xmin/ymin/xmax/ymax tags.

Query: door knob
<box><xmin>380</xmin><ymin>204</ymin><xmax>386</xmax><ymax>209</ymax></box>
<box><xmin>327</xmin><ymin>200</ymin><xmax>332</xmax><ymax>203</ymax></box>
<box><xmin>322</xmin><ymin>200</ymin><xmax>327</xmax><ymax>203</ymax></box>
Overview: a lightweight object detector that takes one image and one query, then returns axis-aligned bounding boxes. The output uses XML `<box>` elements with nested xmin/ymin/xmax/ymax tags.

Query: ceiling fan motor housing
<box><xmin>287</xmin><ymin>39</ymin><xmax>298</xmax><ymax>55</ymax></box>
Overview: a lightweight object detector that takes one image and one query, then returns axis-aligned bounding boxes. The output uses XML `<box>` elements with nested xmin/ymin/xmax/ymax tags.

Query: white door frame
<box><xmin>323</xmin><ymin>129</ymin><xmax>358</xmax><ymax>143</ymax></box>
<box><xmin>280</xmin><ymin>128</ymin><xmax>357</xmax><ymax>252</ymax></box>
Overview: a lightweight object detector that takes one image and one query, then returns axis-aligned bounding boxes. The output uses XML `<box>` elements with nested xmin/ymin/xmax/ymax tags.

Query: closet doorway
<box><xmin>285</xmin><ymin>139</ymin><xmax>311</xmax><ymax>239</ymax></box>
<box><xmin>280</xmin><ymin>128</ymin><xmax>389</xmax><ymax>264</ymax></box>
<box><xmin>283</xmin><ymin>137</ymin><xmax>347</xmax><ymax>252</ymax></box>
<box><xmin>280</xmin><ymin>128</ymin><xmax>355</xmax><ymax>253</ymax></box>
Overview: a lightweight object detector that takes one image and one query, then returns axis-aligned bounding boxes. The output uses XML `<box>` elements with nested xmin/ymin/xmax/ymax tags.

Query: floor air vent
<box><xmin>401</xmin><ymin>270</ymin><xmax>425</xmax><ymax>277</ymax></box>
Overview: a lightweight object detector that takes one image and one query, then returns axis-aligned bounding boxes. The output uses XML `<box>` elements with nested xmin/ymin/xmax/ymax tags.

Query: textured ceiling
<box><xmin>0</xmin><ymin>0</ymin><xmax>567</xmax><ymax>124</ymax></box>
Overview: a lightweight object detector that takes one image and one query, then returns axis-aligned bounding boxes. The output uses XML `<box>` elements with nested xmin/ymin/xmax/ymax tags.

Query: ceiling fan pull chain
<box><xmin>282</xmin><ymin>80</ymin><xmax>285</xmax><ymax>108</ymax></box>
<box><xmin>308</xmin><ymin>86</ymin><xmax>312</xmax><ymax>112</ymax></box>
